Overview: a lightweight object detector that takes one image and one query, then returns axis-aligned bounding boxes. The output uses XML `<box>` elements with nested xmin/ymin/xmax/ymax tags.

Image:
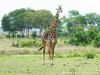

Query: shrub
<box><xmin>94</xmin><ymin>35</ymin><xmax>100</xmax><ymax>47</ymax></box>
<box><xmin>68</xmin><ymin>37</ymin><xmax>78</xmax><ymax>46</ymax></box>
<box><xmin>17</xmin><ymin>34</ymin><xmax>21</xmax><ymax>38</ymax></box>
<box><xmin>55</xmin><ymin>52</ymin><xmax>63</xmax><ymax>58</ymax></box>
<box><xmin>68</xmin><ymin>26</ymin><xmax>99</xmax><ymax>47</ymax></box>
<box><xmin>20</xmin><ymin>41</ymin><xmax>33</xmax><ymax>47</ymax></box>
<box><xmin>31</xmin><ymin>31</ymin><xmax>37</xmax><ymax>39</ymax></box>
<box><xmin>84</xmin><ymin>52</ymin><xmax>96</xmax><ymax>59</ymax></box>
<box><xmin>6</xmin><ymin>34</ymin><xmax>11</xmax><ymax>38</ymax></box>
<box><xmin>87</xmin><ymin>26</ymin><xmax>99</xmax><ymax>41</ymax></box>
<box><xmin>67</xmin><ymin>52</ymin><xmax>81</xmax><ymax>57</ymax></box>
<box><xmin>13</xmin><ymin>40</ymin><xmax>41</xmax><ymax>47</ymax></box>
<box><xmin>64</xmin><ymin>40</ymin><xmax>67</xmax><ymax>45</ymax></box>
<box><xmin>13</xmin><ymin>42</ymin><xmax>19</xmax><ymax>47</ymax></box>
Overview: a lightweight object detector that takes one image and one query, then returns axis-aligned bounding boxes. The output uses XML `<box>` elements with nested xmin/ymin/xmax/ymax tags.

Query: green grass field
<box><xmin>0</xmin><ymin>38</ymin><xmax>100</xmax><ymax>75</ymax></box>
<box><xmin>0</xmin><ymin>55</ymin><xmax>100</xmax><ymax>75</ymax></box>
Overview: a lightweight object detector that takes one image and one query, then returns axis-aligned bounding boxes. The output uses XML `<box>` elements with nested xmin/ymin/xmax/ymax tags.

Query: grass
<box><xmin>0</xmin><ymin>38</ymin><xmax>100</xmax><ymax>75</ymax></box>
<box><xmin>0</xmin><ymin>55</ymin><xmax>100</xmax><ymax>75</ymax></box>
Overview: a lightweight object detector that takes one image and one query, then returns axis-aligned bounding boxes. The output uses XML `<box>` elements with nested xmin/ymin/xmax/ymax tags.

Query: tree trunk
<box><xmin>40</xmin><ymin>27</ymin><xmax>44</xmax><ymax>38</ymax></box>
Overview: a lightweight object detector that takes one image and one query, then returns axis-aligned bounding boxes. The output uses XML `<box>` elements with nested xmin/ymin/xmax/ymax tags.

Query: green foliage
<box><xmin>85</xmin><ymin>13</ymin><xmax>96</xmax><ymax>25</ymax></box>
<box><xmin>2</xmin><ymin>8</ymin><xmax>54</xmax><ymax>38</ymax></box>
<box><xmin>68</xmin><ymin>10</ymin><xmax>79</xmax><ymax>17</ymax></box>
<box><xmin>68</xmin><ymin>37</ymin><xmax>78</xmax><ymax>45</ymax></box>
<box><xmin>6</xmin><ymin>34</ymin><xmax>11</xmax><ymax>38</ymax></box>
<box><xmin>31</xmin><ymin>31</ymin><xmax>37</xmax><ymax>39</ymax></box>
<box><xmin>68</xmin><ymin>25</ymin><xmax>100</xmax><ymax>47</ymax></box>
<box><xmin>75</xmin><ymin>31</ymin><xmax>90</xmax><ymax>46</ymax></box>
<box><xmin>13</xmin><ymin>40</ymin><xmax>41</xmax><ymax>47</ymax></box>
<box><xmin>67</xmin><ymin>52</ymin><xmax>81</xmax><ymax>57</ymax></box>
<box><xmin>32</xmin><ymin>10</ymin><xmax>54</xmax><ymax>28</ymax></box>
<box><xmin>84</xmin><ymin>52</ymin><xmax>96</xmax><ymax>59</ymax></box>
<box><xmin>94</xmin><ymin>35</ymin><xmax>100</xmax><ymax>47</ymax></box>
<box><xmin>55</xmin><ymin>52</ymin><xmax>63</xmax><ymax>58</ymax></box>
<box><xmin>87</xmin><ymin>26</ymin><xmax>99</xmax><ymax>41</ymax></box>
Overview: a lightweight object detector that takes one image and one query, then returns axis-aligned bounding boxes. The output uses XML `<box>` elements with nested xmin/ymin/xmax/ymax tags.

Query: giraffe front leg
<box><xmin>50</xmin><ymin>44</ymin><xmax>54</xmax><ymax>65</ymax></box>
<box><xmin>48</xmin><ymin>44</ymin><xmax>52</xmax><ymax>64</ymax></box>
<box><xmin>51</xmin><ymin>48</ymin><xmax>54</xmax><ymax>65</ymax></box>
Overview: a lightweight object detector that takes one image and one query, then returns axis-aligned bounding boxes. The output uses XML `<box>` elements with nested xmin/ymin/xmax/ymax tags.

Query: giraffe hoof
<box><xmin>50</xmin><ymin>61</ymin><xmax>54</xmax><ymax>65</ymax></box>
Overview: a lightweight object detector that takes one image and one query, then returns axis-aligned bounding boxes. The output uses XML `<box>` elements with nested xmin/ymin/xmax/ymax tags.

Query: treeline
<box><xmin>1</xmin><ymin>8</ymin><xmax>100</xmax><ymax>47</ymax></box>
<box><xmin>60</xmin><ymin>10</ymin><xmax>100</xmax><ymax>47</ymax></box>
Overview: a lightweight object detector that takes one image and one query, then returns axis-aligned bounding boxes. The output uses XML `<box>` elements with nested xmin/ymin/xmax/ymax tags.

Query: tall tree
<box><xmin>32</xmin><ymin>10</ymin><xmax>54</xmax><ymax>36</ymax></box>
<box><xmin>95</xmin><ymin>14</ymin><xmax>100</xmax><ymax>30</ymax></box>
<box><xmin>75</xmin><ymin>15</ymin><xmax>86</xmax><ymax>27</ymax></box>
<box><xmin>85</xmin><ymin>13</ymin><xmax>97</xmax><ymax>26</ymax></box>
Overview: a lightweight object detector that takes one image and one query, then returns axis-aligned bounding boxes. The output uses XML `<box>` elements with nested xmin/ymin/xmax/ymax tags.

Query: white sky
<box><xmin>0</xmin><ymin>0</ymin><xmax>100</xmax><ymax>26</ymax></box>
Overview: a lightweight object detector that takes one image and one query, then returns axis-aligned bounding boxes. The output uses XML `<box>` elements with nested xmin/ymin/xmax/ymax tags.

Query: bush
<box><xmin>94</xmin><ymin>35</ymin><xmax>100</xmax><ymax>47</ymax></box>
<box><xmin>13</xmin><ymin>40</ymin><xmax>41</xmax><ymax>47</ymax></box>
<box><xmin>17</xmin><ymin>34</ymin><xmax>21</xmax><ymax>38</ymax></box>
<box><xmin>64</xmin><ymin>40</ymin><xmax>67</xmax><ymax>45</ymax></box>
<box><xmin>55</xmin><ymin>52</ymin><xmax>63</xmax><ymax>58</ymax></box>
<box><xmin>87</xmin><ymin>26</ymin><xmax>99</xmax><ymax>41</ymax></box>
<box><xmin>68</xmin><ymin>37</ymin><xmax>78</xmax><ymax>45</ymax></box>
<box><xmin>6</xmin><ymin>34</ymin><xmax>11</xmax><ymax>38</ymax></box>
<box><xmin>84</xmin><ymin>52</ymin><xmax>96</xmax><ymax>59</ymax></box>
<box><xmin>67</xmin><ymin>52</ymin><xmax>81</xmax><ymax>57</ymax></box>
<box><xmin>31</xmin><ymin>31</ymin><xmax>37</xmax><ymax>39</ymax></box>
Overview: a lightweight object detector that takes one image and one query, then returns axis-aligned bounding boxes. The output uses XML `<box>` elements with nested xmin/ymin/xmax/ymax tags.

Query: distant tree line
<box><xmin>1</xmin><ymin>8</ymin><xmax>100</xmax><ymax>47</ymax></box>
<box><xmin>60</xmin><ymin>10</ymin><xmax>100</xmax><ymax>47</ymax></box>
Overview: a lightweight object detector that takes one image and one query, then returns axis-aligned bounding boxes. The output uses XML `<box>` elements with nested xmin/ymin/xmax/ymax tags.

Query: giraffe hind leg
<box><xmin>42</xmin><ymin>40</ymin><xmax>46</xmax><ymax>65</ymax></box>
<box><xmin>51</xmin><ymin>40</ymin><xmax>57</xmax><ymax>65</ymax></box>
<box><xmin>48</xmin><ymin>43</ymin><xmax>55</xmax><ymax>65</ymax></box>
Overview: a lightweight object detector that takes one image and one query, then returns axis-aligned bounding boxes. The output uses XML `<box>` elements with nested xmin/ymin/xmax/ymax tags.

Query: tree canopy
<box><xmin>1</xmin><ymin>8</ymin><xmax>54</xmax><ymax>37</ymax></box>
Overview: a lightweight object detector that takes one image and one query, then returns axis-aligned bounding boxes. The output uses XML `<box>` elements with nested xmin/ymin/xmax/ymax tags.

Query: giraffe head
<box><xmin>56</xmin><ymin>5</ymin><xmax>62</xmax><ymax>14</ymax></box>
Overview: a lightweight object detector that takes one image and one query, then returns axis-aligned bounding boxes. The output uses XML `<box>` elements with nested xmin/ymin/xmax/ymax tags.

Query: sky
<box><xmin>0</xmin><ymin>0</ymin><xmax>100</xmax><ymax>27</ymax></box>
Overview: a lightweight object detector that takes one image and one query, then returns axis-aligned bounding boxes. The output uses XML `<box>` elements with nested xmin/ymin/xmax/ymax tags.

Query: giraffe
<box><xmin>39</xmin><ymin>5</ymin><xmax>62</xmax><ymax>65</ymax></box>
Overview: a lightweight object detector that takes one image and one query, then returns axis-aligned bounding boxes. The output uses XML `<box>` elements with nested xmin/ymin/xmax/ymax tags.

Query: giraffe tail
<box><xmin>39</xmin><ymin>46</ymin><xmax>43</xmax><ymax>51</ymax></box>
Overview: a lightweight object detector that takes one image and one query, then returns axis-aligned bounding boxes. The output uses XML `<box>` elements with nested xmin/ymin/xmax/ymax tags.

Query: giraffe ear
<box><xmin>59</xmin><ymin>5</ymin><xmax>62</xmax><ymax>13</ymax></box>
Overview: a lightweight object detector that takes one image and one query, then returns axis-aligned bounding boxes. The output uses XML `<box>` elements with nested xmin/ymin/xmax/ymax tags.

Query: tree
<box><xmin>85</xmin><ymin>13</ymin><xmax>97</xmax><ymax>26</ymax></box>
<box><xmin>75</xmin><ymin>15</ymin><xmax>86</xmax><ymax>27</ymax></box>
<box><xmin>2</xmin><ymin>8</ymin><xmax>54</xmax><ymax>38</ymax></box>
<box><xmin>95</xmin><ymin>14</ymin><xmax>100</xmax><ymax>30</ymax></box>
<box><xmin>87</xmin><ymin>26</ymin><xmax>99</xmax><ymax>41</ymax></box>
<box><xmin>32</xmin><ymin>10</ymin><xmax>54</xmax><ymax>37</ymax></box>
<box><xmin>2</xmin><ymin>14</ymin><xmax>11</xmax><ymax>31</ymax></box>
<box><xmin>68</xmin><ymin>10</ymin><xmax>79</xmax><ymax>18</ymax></box>
<box><xmin>2</xmin><ymin>8</ymin><xmax>29</xmax><ymax>37</ymax></box>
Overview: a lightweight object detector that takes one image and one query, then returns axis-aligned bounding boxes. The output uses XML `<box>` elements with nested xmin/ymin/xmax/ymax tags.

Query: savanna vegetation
<box><xmin>0</xmin><ymin>8</ymin><xmax>100</xmax><ymax>75</ymax></box>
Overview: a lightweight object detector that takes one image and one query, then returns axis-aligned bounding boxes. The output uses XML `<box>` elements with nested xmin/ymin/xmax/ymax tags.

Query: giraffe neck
<box><xmin>49</xmin><ymin>16</ymin><xmax>58</xmax><ymax>32</ymax></box>
<box><xmin>55</xmin><ymin>11</ymin><xmax>59</xmax><ymax>18</ymax></box>
<box><xmin>49</xmin><ymin>11</ymin><xmax>59</xmax><ymax>31</ymax></box>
